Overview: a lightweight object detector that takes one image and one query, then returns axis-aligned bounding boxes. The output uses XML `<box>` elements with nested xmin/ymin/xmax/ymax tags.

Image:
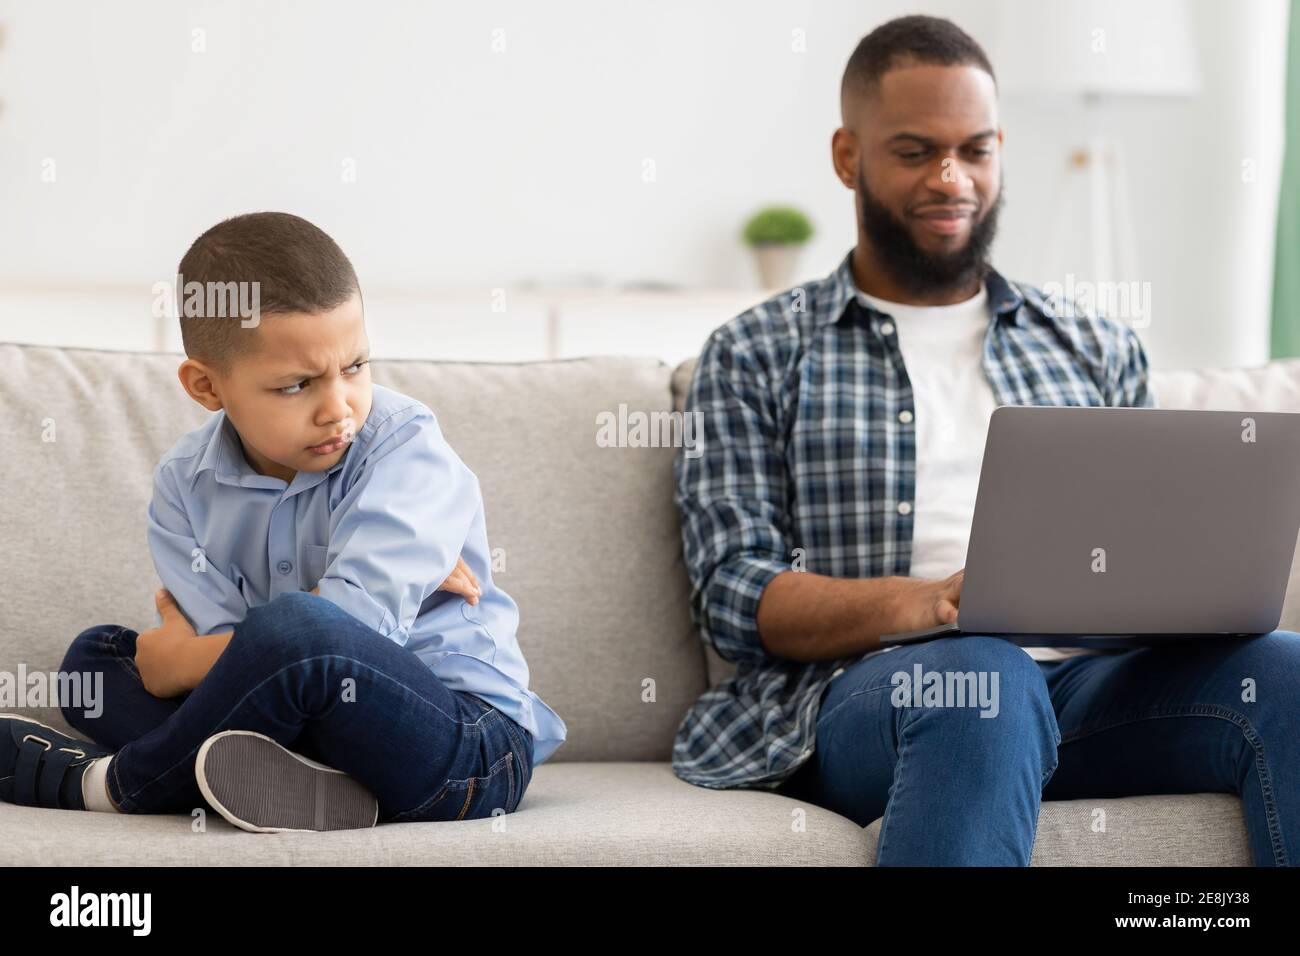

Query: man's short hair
<box><xmin>841</xmin><ymin>15</ymin><xmax>996</xmax><ymax>114</ymax></box>
<box><xmin>176</xmin><ymin>211</ymin><xmax>360</xmax><ymax>373</ymax></box>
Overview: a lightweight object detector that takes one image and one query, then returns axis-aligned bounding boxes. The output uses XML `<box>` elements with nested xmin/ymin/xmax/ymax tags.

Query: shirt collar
<box><xmin>824</xmin><ymin>250</ymin><xmax>1025</xmax><ymax>327</ymax></box>
<box><xmin>189</xmin><ymin>412</ymin><xmax>343</xmax><ymax>494</ymax></box>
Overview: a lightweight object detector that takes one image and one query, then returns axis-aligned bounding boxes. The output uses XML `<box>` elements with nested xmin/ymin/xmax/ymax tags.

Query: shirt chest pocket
<box><xmin>302</xmin><ymin>544</ymin><xmax>330</xmax><ymax>590</ymax></box>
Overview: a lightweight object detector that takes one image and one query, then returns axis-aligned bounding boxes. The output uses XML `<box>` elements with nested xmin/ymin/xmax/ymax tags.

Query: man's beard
<box><xmin>856</xmin><ymin>167</ymin><xmax>1003</xmax><ymax>298</ymax></box>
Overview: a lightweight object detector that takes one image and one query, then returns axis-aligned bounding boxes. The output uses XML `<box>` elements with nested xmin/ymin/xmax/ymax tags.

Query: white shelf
<box><xmin>0</xmin><ymin>283</ymin><xmax>769</xmax><ymax>366</ymax></box>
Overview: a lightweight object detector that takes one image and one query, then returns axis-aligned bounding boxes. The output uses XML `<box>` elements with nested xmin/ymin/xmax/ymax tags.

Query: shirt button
<box><xmin>897</xmin><ymin>501</ymin><xmax>913</xmax><ymax>516</ymax></box>
<box><xmin>898</xmin><ymin>409</ymin><xmax>913</xmax><ymax>424</ymax></box>
<box><xmin>801</xmin><ymin>748</ymin><xmax>813</xmax><ymax>760</ymax></box>
<box><xmin>276</xmin><ymin>560</ymin><xmax>293</xmax><ymax>574</ymax></box>
<box><xmin>832</xmin><ymin>667</ymin><xmax>845</xmax><ymax>679</ymax></box>
<box><xmin>880</xmin><ymin>321</ymin><xmax>895</xmax><ymax>336</ymax></box>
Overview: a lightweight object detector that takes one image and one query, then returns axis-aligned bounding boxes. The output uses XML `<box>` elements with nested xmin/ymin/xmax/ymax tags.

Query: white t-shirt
<box><xmin>857</xmin><ymin>287</ymin><xmax>1095</xmax><ymax>663</ymax></box>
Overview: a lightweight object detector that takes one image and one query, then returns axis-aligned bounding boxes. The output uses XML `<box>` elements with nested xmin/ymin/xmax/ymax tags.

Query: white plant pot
<box><xmin>751</xmin><ymin>243</ymin><xmax>803</xmax><ymax>290</ymax></box>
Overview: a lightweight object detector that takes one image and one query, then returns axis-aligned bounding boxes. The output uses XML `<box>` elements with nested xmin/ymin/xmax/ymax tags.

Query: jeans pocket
<box><xmin>399</xmin><ymin>750</ymin><xmax>516</xmax><ymax>824</ymax></box>
<box><xmin>384</xmin><ymin>698</ymin><xmax>519</xmax><ymax>825</ymax></box>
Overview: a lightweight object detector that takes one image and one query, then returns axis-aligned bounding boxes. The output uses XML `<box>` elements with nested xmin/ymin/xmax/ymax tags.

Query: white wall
<box><xmin>989</xmin><ymin>0</ymin><xmax>1289</xmax><ymax>370</ymax></box>
<box><xmin>0</xmin><ymin>0</ymin><xmax>1288</xmax><ymax>369</ymax></box>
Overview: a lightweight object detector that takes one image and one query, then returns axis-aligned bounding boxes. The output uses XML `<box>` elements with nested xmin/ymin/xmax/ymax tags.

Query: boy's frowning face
<box><xmin>178</xmin><ymin>292</ymin><xmax>373</xmax><ymax>484</ymax></box>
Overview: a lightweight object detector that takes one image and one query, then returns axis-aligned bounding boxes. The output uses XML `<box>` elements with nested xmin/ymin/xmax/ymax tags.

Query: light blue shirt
<box><xmin>146</xmin><ymin>383</ymin><xmax>566</xmax><ymax>764</ymax></box>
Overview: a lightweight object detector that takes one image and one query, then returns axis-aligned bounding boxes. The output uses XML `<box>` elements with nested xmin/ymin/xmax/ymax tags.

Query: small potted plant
<box><xmin>742</xmin><ymin>206</ymin><xmax>814</xmax><ymax>289</ymax></box>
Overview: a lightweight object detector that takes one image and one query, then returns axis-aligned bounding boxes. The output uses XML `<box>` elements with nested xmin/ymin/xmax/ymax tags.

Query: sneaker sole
<box><xmin>195</xmin><ymin>731</ymin><xmax>379</xmax><ymax>833</ymax></box>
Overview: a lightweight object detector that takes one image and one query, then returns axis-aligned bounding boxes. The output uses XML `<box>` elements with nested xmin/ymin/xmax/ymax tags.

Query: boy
<box><xmin>0</xmin><ymin>211</ymin><xmax>566</xmax><ymax>831</ymax></box>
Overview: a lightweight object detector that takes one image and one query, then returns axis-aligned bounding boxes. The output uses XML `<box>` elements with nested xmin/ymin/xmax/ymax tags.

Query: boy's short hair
<box><xmin>177</xmin><ymin>211</ymin><xmax>360</xmax><ymax>374</ymax></box>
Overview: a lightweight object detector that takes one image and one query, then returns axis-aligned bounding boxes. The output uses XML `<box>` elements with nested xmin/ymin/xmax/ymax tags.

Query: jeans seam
<box><xmin>874</xmin><ymin>703</ymin><xmax>915</xmax><ymax>863</ymax></box>
<box><xmin>117</xmin><ymin>653</ymin><xmax>495</xmax><ymax>809</ymax></box>
<box><xmin>108</xmin><ymin>752</ymin><xmax>128</xmax><ymax>812</ymax></box>
<box><xmin>382</xmin><ymin>706</ymin><xmax>508</xmax><ymax>824</ymax></box>
<box><xmin>818</xmin><ymin>681</ymin><xmax>900</xmax><ymax>726</ymax></box>
<box><xmin>387</xmin><ymin>781</ymin><xmax>453</xmax><ymax>823</ymax></box>
<box><xmin>455</xmin><ymin>777</ymin><xmax>475</xmax><ymax>821</ymax></box>
<box><xmin>1058</xmin><ymin>703</ymin><xmax>1286</xmax><ymax>866</ymax></box>
<box><xmin>479</xmin><ymin>710</ymin><xmax>522</xmax><ymax>814</ymax></box>
<box><xmin>498</xmin><ymin>712</ymin><xmax>532</xmax><ymax>797</ymax></box>
<box><xmin>506</xmin><ymin>751</ymin><xmax>516</xmax><ymax>813</ymax></box>
<box><xmin>875</xmin><ymin>690</ymin><xmax>1056</xmax><ymax>865</ymax></box>
<box><xmin>1042</xmin><ymin>725</ymin><xmax>1062</xmax><ymax>786</ymax></box>
<box><xmin>112</xmin><ymin>651</ymin><xmax>142</xmax><ymax>683</ymax></box>
<box><xmin>59</xmin><ymin>631</ymin><xmax>141</xmax><ymax>733</ymax></box>
<box><xmin>453</xmin><ymin>751</ymin><xmax>514</xmax><ymax>822</ymax></box>
<box><xmin>482</xmin><ymin>709</ymin><xmax>515</xmax><ymax>804</ymax></box>
<box><xmin>387</xmin><ymin>749</ymin><xmax>515</xmax><ymax>824</ymax></box>
<box><xmin>499</xmin><ymin>710</ymin><xmax>526</xmax><ymax>758</ymax></box>
<box><xmin>94</xmin><ymin>627</ymin><xmax>142</xmax><ymax>682</ymax></box>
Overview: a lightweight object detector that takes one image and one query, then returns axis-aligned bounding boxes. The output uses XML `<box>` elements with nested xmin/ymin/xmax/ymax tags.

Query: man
<box><xmin>673</xmin><ymin>15</ymin><xmax>1300</xmax><ymax>865</ymax></box>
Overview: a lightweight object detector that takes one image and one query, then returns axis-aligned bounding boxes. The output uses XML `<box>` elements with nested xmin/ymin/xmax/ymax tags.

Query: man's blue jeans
<box><xmin>778</xmin><ymin>632</ymin><xmax>1300</xmax><ymax>866</ymax></box>
<box><xmin>58</xmin><ymin>591</ymin><xmax>534</xmax><ymax>823</ymax></box>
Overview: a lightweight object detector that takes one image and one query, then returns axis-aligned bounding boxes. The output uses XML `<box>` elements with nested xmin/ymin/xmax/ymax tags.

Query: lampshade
<box><xmin>992</xmin><ymin>0</ymin><xmax>1201</xmax><ymax>98</ymax></box>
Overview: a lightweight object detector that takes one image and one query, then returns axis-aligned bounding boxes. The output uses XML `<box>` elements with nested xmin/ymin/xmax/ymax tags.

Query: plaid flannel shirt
<box><xmin>671</xmin><ymin>250</ymin><xmax>1155</xmax><ymax>790</ymax></box>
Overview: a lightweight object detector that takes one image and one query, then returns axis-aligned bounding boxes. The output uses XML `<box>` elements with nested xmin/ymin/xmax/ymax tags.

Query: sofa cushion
<box><xmin>0</xmin><ymin>762</ymin><xmax>868</xmax><ymax>865</ymax></box>
<box><xmin>0</xmin><ymin>761</ymin><xmax>1248</xmax><ymax>866</ymax></box>
<box><xmin>0</xmin><ymin>343</ymin><xmax>707</xmax><ymax>762</ymax></box>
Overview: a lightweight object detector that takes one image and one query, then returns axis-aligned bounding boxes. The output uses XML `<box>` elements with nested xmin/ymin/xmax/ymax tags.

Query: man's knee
<box><xmin>1235</xmin><ymin>629</ymin><xmax>1300</xmax><ymax>677</ymax></box>
<box><xmin>892</xmin><ymin>636</ymin><xmax>1059</xmax><ymax>750</ymax></box>
<box><xmin>922</xmin><ymin>636</ymin><xmax>1049</xmax><ymax>694</ymax></box>
<box><xmin>1202</xmin><ymin>630</ymin><xmax>1300</xmax><ymax>722</ymax></box>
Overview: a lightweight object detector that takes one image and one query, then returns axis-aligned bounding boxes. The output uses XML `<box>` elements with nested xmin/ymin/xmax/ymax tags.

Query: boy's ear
<box><xmin>177</xmin><ymin>359</ymin><xmax>225</xmax><ymax>412</ymax></box>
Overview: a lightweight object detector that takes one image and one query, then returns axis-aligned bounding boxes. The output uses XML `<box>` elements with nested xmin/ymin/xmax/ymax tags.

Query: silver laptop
<box><xmin>879</xmin><ymin>405</ymin><xmax>1300</xmax><ymax>649</ymax></box>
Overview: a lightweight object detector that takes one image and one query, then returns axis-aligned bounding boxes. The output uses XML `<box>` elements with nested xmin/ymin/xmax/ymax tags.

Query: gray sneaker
<box><xmin>195</xmin><ymin>730</ymin><xmax>379</xmax><ymax>833</ymax></box>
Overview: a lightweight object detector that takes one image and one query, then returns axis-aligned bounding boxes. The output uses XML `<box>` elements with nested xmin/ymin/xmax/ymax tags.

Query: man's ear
<box><xmin>831</xmin><ymin>126</ymin><xmax>860</xmax><ymax>191</ymax></box>
<box><xmin>177</xmin><ymin>359</ymin><xmax>224</xmax><ymax>412</ymax></box>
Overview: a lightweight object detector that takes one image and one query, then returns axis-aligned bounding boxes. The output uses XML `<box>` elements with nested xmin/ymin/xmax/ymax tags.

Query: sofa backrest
<box><xmin>0</xmin><ymin>343</ymin><xmax>707</xmax><ymax>762</ymax></box>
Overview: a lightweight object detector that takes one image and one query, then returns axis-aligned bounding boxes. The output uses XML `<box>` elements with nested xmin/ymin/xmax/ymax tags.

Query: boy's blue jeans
<box><xmin>58</xmin><ymin>591</ymin><xmax>534</xmax><ymax>823</ymax></box>
<box><xmin>778</xmin><ymin>632</ymin><xmax>1300</xmax><ymax>866</ymax></box>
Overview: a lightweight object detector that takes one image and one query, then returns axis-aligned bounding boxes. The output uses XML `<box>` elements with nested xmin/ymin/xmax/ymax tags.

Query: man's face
<box><xmin>847</xmin><ymin>63</ymin><xmax>1003</xmax><ymax>295</ymax></box>
<box><xmin>189</xmin><ymin>292</ymin><xmax>373</xmax><ymax>484</ymax></box>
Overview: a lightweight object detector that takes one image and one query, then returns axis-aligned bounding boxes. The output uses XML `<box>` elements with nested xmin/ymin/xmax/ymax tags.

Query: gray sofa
<box><xmin>3</xmin><ymin>340</ymin><xmax>1298</xmax><ymax>865</ymax></box>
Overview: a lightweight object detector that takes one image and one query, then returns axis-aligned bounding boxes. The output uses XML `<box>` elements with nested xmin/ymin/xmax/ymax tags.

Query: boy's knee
<box><xmin>256</xmin><ymin>590</ymin><xmax>338</xmax><ymax>629</ymax></box>
<box><xmin>71</xmin><ymin>623</ymin><xmax>126</xmax><ymax>644</ymax></box>
<box><xmin>59</xmin><ymin>626</ymin><xmax>125</xmax><ymax>728</ymax></box>
<box><xmin>261</xmin><ymin>589</ymin><xmax>328</xmax><ymax>613</ymax></box>
<box><xmin>236</xmin><ymin>591</ymin><xmax>352</xmax><ymax>655</ymax></box>
<box><xmin>61</xmin><ymin>624</ymin><xmax>125</xmax><ymax>670</ymax></box>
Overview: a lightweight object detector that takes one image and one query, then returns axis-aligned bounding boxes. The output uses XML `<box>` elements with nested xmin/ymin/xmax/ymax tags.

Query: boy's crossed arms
<box><xmin>135</xmin><ymin>555</ymin><xmax>482</xmax><ymax>699</ymax></box>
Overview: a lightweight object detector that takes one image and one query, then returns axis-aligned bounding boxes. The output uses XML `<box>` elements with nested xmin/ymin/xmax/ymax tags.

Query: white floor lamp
<box><xmin>994</xmin><ymin>0</ymin><xmax>1201</xmax><ymax>290</ymax></box>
